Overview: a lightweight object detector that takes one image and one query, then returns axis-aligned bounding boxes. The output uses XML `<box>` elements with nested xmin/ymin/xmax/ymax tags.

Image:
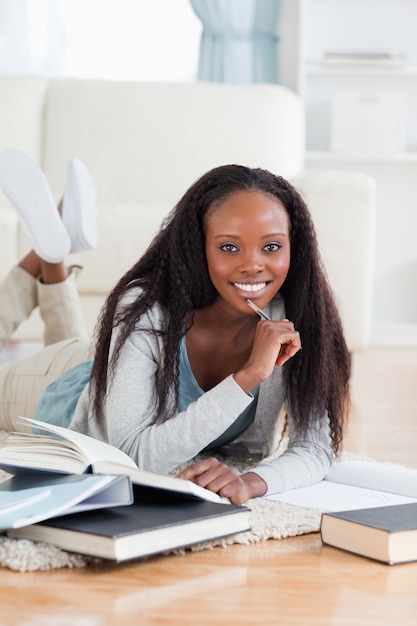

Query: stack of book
<box><xmin>4</xmin><ymin>418</ymin><xmax>416</xmax><ymax>566</ymax></box>
<box><xmin>0</xmin><ymin>417</ymin><xmax>250</xmax><ymax>561</ymax></box>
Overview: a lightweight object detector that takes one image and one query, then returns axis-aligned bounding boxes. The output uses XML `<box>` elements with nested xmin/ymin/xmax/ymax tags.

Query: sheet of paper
<box><xmin>324</xmin><ymin>459</ymin><xmax>417</xmax><ymax>498</ymax></box>
<box><xmin>265</xmin><ymin>481</ymin><xmax>417</xmax><ymax>512</ymax></box>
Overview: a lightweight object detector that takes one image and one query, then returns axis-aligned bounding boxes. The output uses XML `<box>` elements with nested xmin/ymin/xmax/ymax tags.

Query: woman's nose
<box><xmin>238</xmin><ymin>251</ymin><xmax>265</xmax><ymax>273</ymax></box>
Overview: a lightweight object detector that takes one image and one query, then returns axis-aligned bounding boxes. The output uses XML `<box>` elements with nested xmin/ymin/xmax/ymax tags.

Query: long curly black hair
<box><xmin>90</xmin><ymin>165</ymin><xmax>351</xmax><ymax>452</ymax></box>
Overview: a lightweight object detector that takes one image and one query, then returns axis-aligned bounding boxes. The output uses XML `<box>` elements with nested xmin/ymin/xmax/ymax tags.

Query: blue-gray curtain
<box><xmin>190</xmin><ymin>0</ymin><xmax>281</xmax><ymax>83</ymax></box>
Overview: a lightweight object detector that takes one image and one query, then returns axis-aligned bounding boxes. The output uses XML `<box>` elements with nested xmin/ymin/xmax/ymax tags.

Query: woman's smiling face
<box><xmin>205</xmin><ymin>190</ymin><xmax>291</xmax><ymax>316</ymax></box>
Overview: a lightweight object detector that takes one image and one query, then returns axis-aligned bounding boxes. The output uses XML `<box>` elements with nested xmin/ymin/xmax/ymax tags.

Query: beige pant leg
<box><xmin>0</xmin><ymin>266</ymin><xmax>37</xmax><ymax>351</ymax></box>
<box><xmin>38</xmin><ymin>266</ymin><xmax>88</xmax><ymax>346</ymax></box>
<box><xmin>0</xmin><ymin>337</ymin><xmax>91</xmax><ymax>431</ymax></box>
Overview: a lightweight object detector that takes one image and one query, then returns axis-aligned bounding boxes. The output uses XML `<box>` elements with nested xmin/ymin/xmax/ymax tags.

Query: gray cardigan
<box><xmin>70</xmin><ymin>295</ymin><xmax>333</xmax><ymax>496</ymax></box>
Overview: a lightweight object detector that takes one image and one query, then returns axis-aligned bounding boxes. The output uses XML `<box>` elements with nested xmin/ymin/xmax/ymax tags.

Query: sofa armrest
<box><xmin>0</xmin><ymin>206</ymin><xmax>20</xmax><ymax>282</ymax></box>
<box><xmin>289</xmin><ymin>171</ymin><xmax>376</xmax><ymax>352</ymax></box>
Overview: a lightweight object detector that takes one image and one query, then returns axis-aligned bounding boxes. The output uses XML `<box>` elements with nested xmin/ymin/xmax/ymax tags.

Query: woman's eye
<box><xmin>263</xmin><ymin>242</ymin><xmax>282</xmax><ymax>252</ymax></box>
<box><xmin>220</xmin><ymin>243</ymin><xmax>239</xmax><ymax>253</ymax></box>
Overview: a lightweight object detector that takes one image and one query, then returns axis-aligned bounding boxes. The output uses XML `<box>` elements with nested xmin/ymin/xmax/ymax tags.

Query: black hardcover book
<box><xmin>321</xmin><ymin>502</ymin><xmax>417</xmax><ymax>564</ymax></box>
<box><xmin>8</xmin><ymin>498</ymin><xmax>251</xmax><ymax>561</ymax></box>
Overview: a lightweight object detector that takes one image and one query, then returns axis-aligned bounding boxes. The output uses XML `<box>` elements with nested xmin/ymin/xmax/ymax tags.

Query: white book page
<box><xmin>324</xmin><ymin>460</ymin><xmax>417</xmax><ymax>498</ymax></box>
<box><xmin>265</xmin><ymin>459</ymin><xmax>417</xmax><ymax>511</ymax></box>
<box><xmin>14</xmin><ymin>418</ymin><xmax>227</xmax><ymax>504</ymax></box>
<box><xmin>265</xmin><ymin>481</ymin><xmax>417</xmax><ymax>512</ymax></box>
<box><xmin>12</xmin><ymin>417</ymin><xmax>137</xmax><ymax>471</ymax></box>
<box><xmin>93</xmin><ymin>461</ymin><xmax>229</xmax><ymax>504</ymax></box>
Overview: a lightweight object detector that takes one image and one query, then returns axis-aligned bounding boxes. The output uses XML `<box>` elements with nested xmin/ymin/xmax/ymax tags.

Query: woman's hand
<box><xmin>175</xmin><ymin>457</ymin><xmax>267</xmax><ymax>504</ymax></box>
<box><xmin>234</xmin><ymin>319</ymin><xmax>301</xmax><ymax>393</ymax></box>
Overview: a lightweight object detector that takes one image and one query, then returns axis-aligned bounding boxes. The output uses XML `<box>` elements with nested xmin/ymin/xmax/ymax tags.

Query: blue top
<box><xmin>35</xmin><ymin>360</ymin><xmax>93</xmax><ymax>428</ymax></box>
<box><xmin>178</xmin><ymin>337</ymin><xmax>258</xmax><ymax>451</ymax></box>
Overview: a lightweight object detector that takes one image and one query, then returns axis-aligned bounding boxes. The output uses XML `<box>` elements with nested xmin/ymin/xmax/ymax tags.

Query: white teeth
<box><xmin>233</xmin><ymin>282</ymin><xmax>266</xmax><ymax>293</ymax></box>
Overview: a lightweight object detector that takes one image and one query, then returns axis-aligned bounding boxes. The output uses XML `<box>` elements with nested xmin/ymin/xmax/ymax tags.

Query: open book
<box><xmin>265</xmin><ymin>459</ymin><xmax>417</xmax><ymax>511</ymax></box>
<box><xmin>0</xmin><ymin>416</ymin><xmax>227</xmax><ymax>505</ymax></box>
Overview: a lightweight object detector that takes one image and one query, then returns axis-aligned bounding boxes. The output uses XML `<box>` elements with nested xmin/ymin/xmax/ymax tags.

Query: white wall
<box><xmin>295</xmin><ymin>0</ymin><xmax>417</xmax><ymax>339</ymax></box>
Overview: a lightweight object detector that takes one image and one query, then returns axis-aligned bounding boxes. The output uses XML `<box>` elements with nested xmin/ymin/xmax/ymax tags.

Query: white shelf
<box><xmin>300</xmin><ymin>0</ymin><xmax>417</xmax><ymax>327</ymax></box>
<box><xmin>306</xmin><ymin>64</ymin><xmax>417</xmax><ymax>77</ymax></box>
<box><xmin>306</xmin><ymin>150</ymin><xmax>417</xmax><ymax>163</ymax></box>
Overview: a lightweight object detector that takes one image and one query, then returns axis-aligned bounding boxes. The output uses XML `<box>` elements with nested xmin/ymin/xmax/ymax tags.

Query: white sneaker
<box><xmin>61</xmin><ymin>158</ymin><xmax>97</xmax><ymax>253</ymax></box>
<box><xmin>0</xmin><ymin>149</ymin><xmax>71</xmax><ymax>263</ymax></box>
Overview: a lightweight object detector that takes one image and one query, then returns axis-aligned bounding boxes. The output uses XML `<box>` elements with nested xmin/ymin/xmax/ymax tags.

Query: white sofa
<box><xmin>0</xmin><ymin>77</ymin><xmax>375</xmax><ymax>351</ymax></box>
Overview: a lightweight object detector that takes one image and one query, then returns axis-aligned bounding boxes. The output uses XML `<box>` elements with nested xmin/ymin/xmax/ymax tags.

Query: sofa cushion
<box><xmin>42</xmin><ymin>80</ymin><xmax>305</xmax><ymax>206</ymax></box>
<box><xmin>0</xmin><ymin>206</ymin><xmax>19</xmax><ymax>282</ymax></box>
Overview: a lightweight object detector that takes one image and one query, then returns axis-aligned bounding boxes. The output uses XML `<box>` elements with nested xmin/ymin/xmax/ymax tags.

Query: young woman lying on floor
<box><xmin>0</xmin><ymin>153</ymin><xmax>350</xmax><ymax>504</ymax></box>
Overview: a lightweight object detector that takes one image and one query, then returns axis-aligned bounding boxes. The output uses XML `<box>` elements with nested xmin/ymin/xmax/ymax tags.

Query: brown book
<box><xmin>320</xmin><ymin>503</ymin><xmax>417</xmax><ymax>564</ymax></box>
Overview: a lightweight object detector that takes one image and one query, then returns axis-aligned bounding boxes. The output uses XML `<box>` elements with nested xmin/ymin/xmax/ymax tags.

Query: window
<box><xmin>1</xmin><ymin>0</ymin><xmax>201</xmax><ymax>81</ymax></box>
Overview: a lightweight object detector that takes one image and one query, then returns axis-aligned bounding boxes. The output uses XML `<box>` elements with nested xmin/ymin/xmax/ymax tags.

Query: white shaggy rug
<box><xmin>0</xmin><ymin>496</ymin><xmax>322</xmax><ymax>572</ymax></box>
<box><xmin>0</xmin><ymin>437</ymin><xmax>324</xmax><ymax>572</ymax></box>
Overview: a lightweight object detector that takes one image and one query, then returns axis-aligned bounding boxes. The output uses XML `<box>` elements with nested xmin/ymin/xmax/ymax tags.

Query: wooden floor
<box><xmin>1</xmin><ymin>347</ymin><xmax>417</xmax><ymax>625</ymax></box>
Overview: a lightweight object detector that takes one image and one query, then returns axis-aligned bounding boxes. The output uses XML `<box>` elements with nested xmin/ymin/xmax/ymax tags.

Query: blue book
<box><xmin>0</xmin><ymin>473</ymin><xmax>132</xmax><ymax>529</ymax></box>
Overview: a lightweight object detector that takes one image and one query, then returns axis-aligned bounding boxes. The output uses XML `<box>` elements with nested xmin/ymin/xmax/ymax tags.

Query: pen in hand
<box><xmin>245</xmin><ymin>299</ymin><xmax>300</xmax><ymax>368</ymax></box>
<box><xmin>245</xmin><ymin>298</ymin><xmax>271</xmax><ymax>321</ymax></box>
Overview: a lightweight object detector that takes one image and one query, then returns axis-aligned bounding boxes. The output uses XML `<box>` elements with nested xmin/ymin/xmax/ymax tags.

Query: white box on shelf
<box><xmin>330</xmin><ymin>93</ymin><xmax>407</xmax><ymax>154</ymax></box>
